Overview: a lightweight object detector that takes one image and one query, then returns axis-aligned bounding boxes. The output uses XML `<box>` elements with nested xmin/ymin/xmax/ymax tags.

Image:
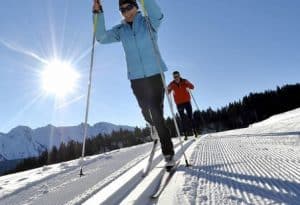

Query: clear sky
<box><xmin>0</xmin><ymin>0</ymin><xmax>299</xmax><ymax>133</ymax></box>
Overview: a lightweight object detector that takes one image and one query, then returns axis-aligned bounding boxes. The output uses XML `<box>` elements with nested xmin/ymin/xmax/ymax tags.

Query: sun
<box><xmin>41</xmin><ymin>60</ymin><xmax>80</xmax><ymax>97</ymax></box>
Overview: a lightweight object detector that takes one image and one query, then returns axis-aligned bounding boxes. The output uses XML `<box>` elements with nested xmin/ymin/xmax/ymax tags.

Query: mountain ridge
<box><xmin>0</xmin><ymin>122</ymin><xmax>135</xmax><ymax>162</ymax></box>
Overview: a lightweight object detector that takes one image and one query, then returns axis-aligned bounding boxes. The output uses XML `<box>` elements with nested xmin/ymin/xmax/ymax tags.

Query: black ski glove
<box><xmin>93</xmin><ymin>0</ymin><xmax>103</xmax><ymax>13</ymax></box>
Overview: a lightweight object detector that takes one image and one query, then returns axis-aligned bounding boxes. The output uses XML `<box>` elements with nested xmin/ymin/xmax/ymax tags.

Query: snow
<box><xmin>166</xmin><ymin>108</ymin><xmax>300</xmax><ymax>205</ymax></box>
<box><xmin>0</xmin><ymin>108</ymin><xmax>299</xmax><ymax>204</ymax></box>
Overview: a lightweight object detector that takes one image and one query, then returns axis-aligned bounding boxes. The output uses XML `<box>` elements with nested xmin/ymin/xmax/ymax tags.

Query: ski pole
<box><xmin>187</xmin><ymin>88</ymin><xmax>205</xmax><ymax>132</ymax></box>
<box><xmin>79</xmin><ymin>4</ymin><xmax>99</xmax><ymax>177</ymax></box>
<box><xmin>187</xmin><ymin>88</ymin><xmax>200</xmax><ymax>111</ymax></box>
<box><xmin>140</xmin><ymin>0</ymin><xmax>189</xmax><ymax>167</ymax></box>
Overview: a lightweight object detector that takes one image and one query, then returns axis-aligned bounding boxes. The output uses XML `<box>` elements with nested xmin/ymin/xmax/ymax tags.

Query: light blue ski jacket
<box><xmin>95</xmin><ymin>0</ymin><xmax>167</xmax><ymax>80</ymax></box>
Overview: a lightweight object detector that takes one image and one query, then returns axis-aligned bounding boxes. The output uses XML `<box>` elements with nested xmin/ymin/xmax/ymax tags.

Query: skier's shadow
<box><xmin>177</xmin><ymin>163</ymin><xmax>300</xmax><ymax>205</ymax></box>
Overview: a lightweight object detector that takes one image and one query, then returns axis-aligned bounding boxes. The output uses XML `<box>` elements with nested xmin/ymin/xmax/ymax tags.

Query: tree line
<box><xmin>168</xmin><ymin>83</ymin><xmax>300</xmax><ymax>135</ymax></box>
<box><xmin>5</xmin><ymin>127</ymin><xmax>151</xmax><ymax>175</ymax></box>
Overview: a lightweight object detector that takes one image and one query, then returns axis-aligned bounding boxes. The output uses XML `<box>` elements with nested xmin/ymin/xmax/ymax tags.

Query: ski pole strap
<box><xmin>93</xmin><ymin>14</ymin><xmax>98</xmax><ymax>34</ymax></box>
<box><xmin>140</xmin><ymin>0</ymin><xmax>148</xmax><ymax>16</ymax></box>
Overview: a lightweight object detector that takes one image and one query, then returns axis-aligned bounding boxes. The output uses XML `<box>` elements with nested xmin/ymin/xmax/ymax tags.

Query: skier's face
<box><xmin>120</xmin><ymin>3</ymin><xmax>137</xmax><ymax>23</ymax></box>
<box><xmin>174</xmin><ymin>74</ymin><xmax>180</xmax><ymax>83</ymax></box>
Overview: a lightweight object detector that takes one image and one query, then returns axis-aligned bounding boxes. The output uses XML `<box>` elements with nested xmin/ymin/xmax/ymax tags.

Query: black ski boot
<box><xmin>194</xmin><ymin>131</ymin><xmax>198</xmax><ymax>138</ymax></box>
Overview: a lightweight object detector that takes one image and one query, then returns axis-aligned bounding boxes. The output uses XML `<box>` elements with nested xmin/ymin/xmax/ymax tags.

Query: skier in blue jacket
<box><xmin>93</xmin><ymin>0</ymin><xmax>175</xmax><ymax>166</ymax></box>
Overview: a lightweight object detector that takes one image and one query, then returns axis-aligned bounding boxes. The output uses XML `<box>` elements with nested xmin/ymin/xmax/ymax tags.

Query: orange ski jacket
<box><xmin>167</xmin><ymin>78</ymin><xmax>194</xmax><ymax>105</ymax></box>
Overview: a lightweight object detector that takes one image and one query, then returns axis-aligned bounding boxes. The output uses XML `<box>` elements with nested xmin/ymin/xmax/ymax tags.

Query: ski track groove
<box><xmin>245</xmin><ymin>136</ymin><xmax>300</xmax><ymax>197</ymax></box>
<box><xmin>79</xmin><ymin>140</ymin><xmax>194</xmax><ymax>205</ymax></box>
<box><xmin>228</xmin><ymin>139</ymin><xmax>272</xmax><ymax>204</ymax></box>
<box><xmin>232</xmin><ymin>137</ymin><xmax>297</xmax><ymax>204</ymax></box>
<box><xmin>183</xmin><ymin>133</ymin><xmax>300</xmax><ymax>205</ymax></box>
<box><xmin>0</xmin><ymin>144</ymin><xmax>153</xmax><ymax>205</ymax></box>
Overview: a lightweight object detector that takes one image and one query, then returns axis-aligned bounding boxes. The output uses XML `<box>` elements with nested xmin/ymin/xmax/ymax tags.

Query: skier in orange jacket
<box><xmin>168</xmin><ymin>71</ymin><xmax>198</xmax><ymax>140</ymax></box>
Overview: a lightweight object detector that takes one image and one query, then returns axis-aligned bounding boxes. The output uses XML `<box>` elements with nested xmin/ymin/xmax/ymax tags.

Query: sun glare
<box><xmin>41</xmin><ymin>60</ymin><xmax>80</xmax><ymax>97</ymax></box>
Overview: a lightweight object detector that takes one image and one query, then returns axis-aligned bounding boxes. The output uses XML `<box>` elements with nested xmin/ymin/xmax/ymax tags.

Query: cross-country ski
<box><xmin>150</xmin><ymin>160</ymin><xmax>180</xmax><ymax>199</ymax></box>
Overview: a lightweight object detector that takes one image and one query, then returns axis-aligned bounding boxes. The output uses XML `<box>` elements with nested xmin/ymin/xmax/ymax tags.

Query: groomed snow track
<box><xmin>67</xmin><ymin>139</ymin><xmax>195</xmax><ymax>205</ymax></box>
<box><xmin>177</xmin><ymin>133</ymin><xmax>300</xmax><ymax>205</ymax></box>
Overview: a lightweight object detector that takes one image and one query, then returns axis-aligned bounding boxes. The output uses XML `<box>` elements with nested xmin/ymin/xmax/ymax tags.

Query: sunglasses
<box><xmin>173</xmin><ymin>75</ymin><xmax>180</xmax><ymax>79</ymax></box>
<box><xmin>120</xmin><ymin>4</ymin><xmax>135</xmax><ymax>13</ymax></box>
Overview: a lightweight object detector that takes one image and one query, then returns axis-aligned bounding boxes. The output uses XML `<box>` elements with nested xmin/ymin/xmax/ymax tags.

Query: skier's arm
<box><xmin>167</xmin><ymin>82</ymin><xmax>174</xmax><ymax>94</ymax></box>
<box><xmin>138</xmin><ymin>0</ymin><xmax>163</xmax><ymax>31</ymax></box>
<box><xmin>185</xmin><ymin>80</ymin><xmax>194</xmax><ymax>90</ymax></box>
<box><xmin>94</xmin><ymin>14</ymin><xmax>121</xmax><ymax>44</ymax></box>
<box><xmin>93</xmin><ymin>0</ymin><xmax>120</xmax><ymax>44</ymax></box>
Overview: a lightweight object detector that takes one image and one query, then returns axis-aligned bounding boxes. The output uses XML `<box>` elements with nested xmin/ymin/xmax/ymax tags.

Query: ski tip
<box><xmin>151</xmin><ymin>193</ymin><xmax>161</xmax><ymax>200</ymax></box>
<box><xmin>150</xmin><ymin>195</ymin><xmax>159</xmax><ymax>200</ymax></box>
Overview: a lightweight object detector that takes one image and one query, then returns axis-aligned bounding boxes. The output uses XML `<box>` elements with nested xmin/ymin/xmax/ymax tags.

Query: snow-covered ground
<box><xmin>166</xmin><ymin>108</ymin><xmax>300</xmax><ymax>205</ymax></box>
<box><xmin>0</xmin><ymin>108</ymin><xmax>299</xmax><ymax>205</ymax></box>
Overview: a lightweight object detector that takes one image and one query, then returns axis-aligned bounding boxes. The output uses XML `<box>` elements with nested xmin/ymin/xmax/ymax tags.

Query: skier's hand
<box><xmin>167</xmin><ymin>85</ymin><xmax>172</xmax><ymax>94</ymax></box>
<box><xmin>93</xmin><ymin>0</ymin><xmax>103</xmax><ymax>13</ymax></box>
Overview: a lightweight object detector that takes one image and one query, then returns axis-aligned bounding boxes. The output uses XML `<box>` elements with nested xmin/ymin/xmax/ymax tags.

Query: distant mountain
<box><xmin>0</xmin><ymin>122</ymin><xmax>134</xmax><ymax>161</ymax></box>
<box><xmin>0</xmin><ymin>133</ymin><xmax>5</xmax><ymax>162</ymax></box>
<box><xmin>0</xmin><ymin>154</ymin><xmax>6</xmax><ymax>162</ymax></box>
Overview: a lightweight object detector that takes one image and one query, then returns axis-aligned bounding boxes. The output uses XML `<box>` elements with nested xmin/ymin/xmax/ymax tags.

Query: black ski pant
<box><xmin>177</xmin><ymin>101</ymin><xmax>197</xmax><ymax>135</ymax></box>
<box><xmin>131</xmin><ymin>74</ymin><xmax>174</xmax><ymax>156</ymax></box>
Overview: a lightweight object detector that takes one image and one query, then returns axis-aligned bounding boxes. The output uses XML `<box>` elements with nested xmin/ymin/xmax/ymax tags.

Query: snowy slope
<box><xmin>0</xmin><ymin>122</ymin><xmax>134</xmax><ymax>161</ymax></box>
<box><xmin>0</xmin><ymin>108</ymin><xmax>299</xmax><ymax>205</ymax></box>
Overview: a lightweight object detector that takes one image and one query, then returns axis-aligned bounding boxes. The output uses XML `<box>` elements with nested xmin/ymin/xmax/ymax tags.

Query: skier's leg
<box><xmin>130</xmin><ymin>75</ymin><xmax>174</xmax><ymax>156</ymax></box>
<box><xmin>177</xmin><ymin>103</ymin><xmax>188</xmax><ymax>139</ymax></box>
<box><xmin>151</xmin><ymin>107</ymin><xmax>174</xmax><ymax>156</ymax></box>
<box><xmin>130</xmin><ymin>77</ymin><xmax>153</xmax><ymax>124</ymax></box>
<box><xmin>186</xmin><ymin>102</ymin><xmax>198</xmax><ymax>137</ymax></box>
<box><xmin>148</xmin><ymin>76</ymin><xmax>174</xmax><ymax>157</ymax></box>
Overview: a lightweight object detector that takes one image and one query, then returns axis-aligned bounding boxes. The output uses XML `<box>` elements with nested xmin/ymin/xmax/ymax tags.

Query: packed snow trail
<box><xmin>0</xmin><ymin>143</ymin><xmax>154</xmax><ymax>205</ymax></box>
<box><xmin>81</xmin><ymin>139</ymin><xmax>194</xmax><ymax>205</ymax></box>
<box><xmin>0</xmin><ymin>139</ymin><xmax>193</xmax><ymax>205</ymax></box>
<box><xmin>161</xmin><ymin>134</ymin><xmax>300</xmax><ymax>204</ymax></box>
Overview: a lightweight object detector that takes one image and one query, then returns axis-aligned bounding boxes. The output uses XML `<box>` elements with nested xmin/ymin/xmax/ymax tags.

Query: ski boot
<box><xmin>164</xmin><ymin>155</ymin><xmax>175</xmax><ymax>171</ymax></box>
<box><xmin>193</xmin><ymin>129</ymin><xmax>198</xmax><ymax>138</ymax></box>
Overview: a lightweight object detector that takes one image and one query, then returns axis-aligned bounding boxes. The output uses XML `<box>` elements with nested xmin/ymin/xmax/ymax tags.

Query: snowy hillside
<box><xmin>0</xmin><ymin>122</ymin><xmax>134</xmax><ymax>161</ymax></box>
<box><xmin>218</xmin><ymin>107</ymin><xmax>300</xmax><ymax>136</ymax></box>
<box><xmin>0</xmin><ymin>108</ymin><xmax>299</xmax><ymax>205</ymax></box>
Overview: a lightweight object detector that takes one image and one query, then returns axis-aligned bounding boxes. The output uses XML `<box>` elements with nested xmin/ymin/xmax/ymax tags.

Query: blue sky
<box><xmin>0</xmin><ymin>0</ymin><xmax>299</xmax><ymax>133</ymax></box>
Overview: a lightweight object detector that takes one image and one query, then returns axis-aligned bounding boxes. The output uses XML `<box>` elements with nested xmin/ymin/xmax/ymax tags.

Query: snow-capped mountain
<box><xmin>0</xmin><ymin>122</ymin><xmax>134</xmax><ymax>161</ymax></box>
<box><xmin>0</xmin><ymin>126</ymin><xmax>45</xmax><ymax>161</ymax></box>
